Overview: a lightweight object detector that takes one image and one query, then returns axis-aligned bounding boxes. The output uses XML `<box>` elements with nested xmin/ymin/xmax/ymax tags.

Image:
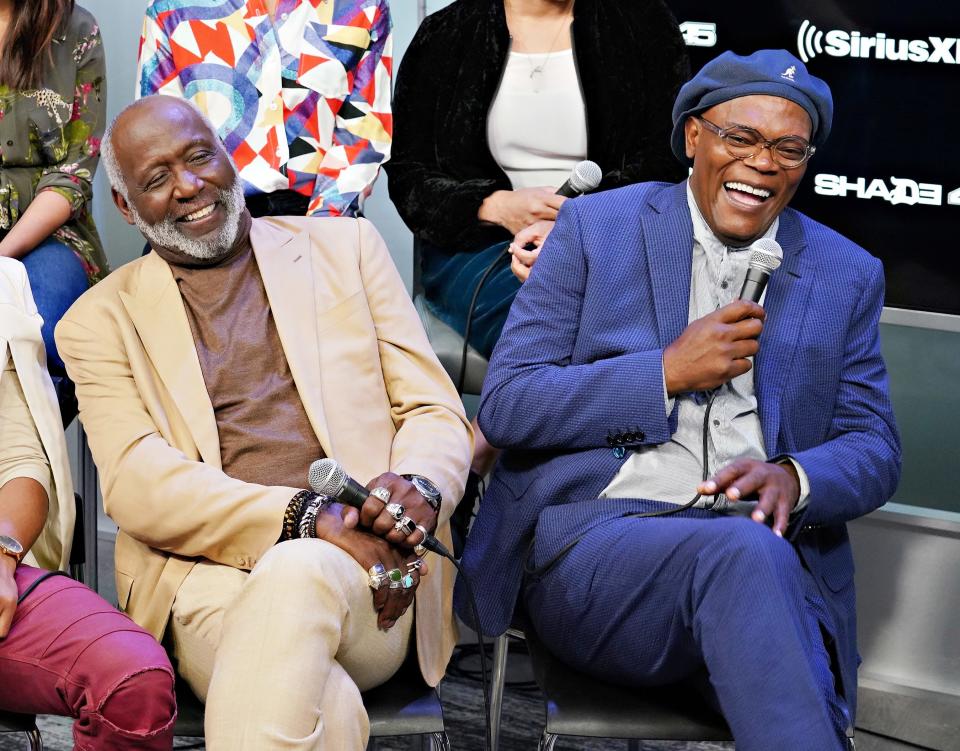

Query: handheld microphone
<box><xmin>519</xmin><ymin>161</ymin><xmax>603</xmax><ymax>252</ymax></box>
<box><xmin>308</xmin><ymin>458</ymin><xmax>370</xmax><ymax>509</ymax></box>
<box><xmin>739</xmin><ymin>238</ymin><xmax>784</xmax><ymax>304</ymax></box>
<box><xmin>308</xmin><ymin>459</ymin><xmax>451</xmax><ymax>557</ymax></box>
<box><xmin>555</xmin><ymin>160</ymin><xmax>602</xmax><ymax>199</ymax></box>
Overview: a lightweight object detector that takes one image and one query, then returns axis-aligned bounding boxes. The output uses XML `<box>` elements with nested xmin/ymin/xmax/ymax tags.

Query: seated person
<box><xmin>137</xmin><ymin>0</ymin><xmax>393</xmax><ymax>219</ymax></box>
<box><xmin>458</xmin><ymin>50</ymin><xmax>900</xmax><ymax>751</ymax></box>
<box><xmin>0</xmin><ymin>0</ymin><xmax>110</xmax><ymax>417</ymax></box>
<box><xmin>387</xmin><ymin>0</ymin><xmax>688</xmax><ymax>355</ymax></box>
<box><xmin>0</xmin><ymin>256</ymin><xmax>175</xmax><ymax>750</ymax></box>
<box><xmin>386</xmin><ymin>0</ymin><xmax>689</xmax><ymax>510</ymax></box>
<box><xmin>57</xmin><ymin>95</ymin><xmax>472</xmax><ymax>749</ymax></box>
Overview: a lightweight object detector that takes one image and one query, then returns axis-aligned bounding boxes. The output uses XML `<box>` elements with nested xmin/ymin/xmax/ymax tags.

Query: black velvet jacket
<box><xmin>386</xmin><ymin>0</ymin><xmax>690</xmax><ymax>253</ymax></box>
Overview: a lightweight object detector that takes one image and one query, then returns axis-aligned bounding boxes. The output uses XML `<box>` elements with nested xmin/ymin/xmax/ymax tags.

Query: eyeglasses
<box><xmin>697</xmin><ymin>116</ymin><xmax>815</xmax><ymax>169</ymax></box>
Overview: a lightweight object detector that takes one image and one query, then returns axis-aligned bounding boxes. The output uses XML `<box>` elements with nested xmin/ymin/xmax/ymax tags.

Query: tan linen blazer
<box><xmin>56</xmin><ymin>216</ymin><xmax>472</xmax><ymax>686</ymax></box>
<box><xmin>0</xmin><ymin>257</ymin><xmax>75</xmax><ymax>571</ymax></box>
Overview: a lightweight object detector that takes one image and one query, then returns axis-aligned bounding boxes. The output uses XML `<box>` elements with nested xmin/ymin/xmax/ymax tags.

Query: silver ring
<box><xmin>367</xmin><ymin>564</ymin><xmax>387</xmax><ymax>589</ymax></box>
<box><xmin>407</xmin><ymin>558</ymin><xmax>424</xmax><ymax>572</ymax></box>
<box><xmin>394</xmin><ymin>516</ymin><xmax>416</xmax><ymax>536</ymax></box>
<box><xmin>386</xmin><ymin>568</ymin><xmax>404</xmax><ymax>589</ymax></box>
<box><xmin>385</xmin><ymin>502</ymin><xmax>405</xmax><ymax>521</ymax></box>
<box><xmin>370</xmin><ymin>486</ymin><xmax>391</xmax><ymax>504</ymax></box>
<box><xmin>414</xmin><ymin>525</ymin><xmax>430</xmax><ymax>556</ymax></box>
<box><xmin>401</xmin><ymin>573</ymin><xmax>416</xmax><ymax>589</ymax></box>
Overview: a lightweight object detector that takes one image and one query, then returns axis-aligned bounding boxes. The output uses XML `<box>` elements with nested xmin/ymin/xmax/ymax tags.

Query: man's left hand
<box><xmin>698</xmin><ymin>459</ymin><xmax>800</xmax><ymax>537</ymax></box>
<box><xmin>356</xmin><ymin>473</ymin><xmax>438</xmax><ymax>549</ymax></box>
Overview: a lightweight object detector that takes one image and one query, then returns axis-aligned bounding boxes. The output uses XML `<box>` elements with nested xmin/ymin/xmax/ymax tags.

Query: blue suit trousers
<box><xmin>523</xmin><ymin>502</ymin><xmax>850</xmax><ymax>751</ymax></box>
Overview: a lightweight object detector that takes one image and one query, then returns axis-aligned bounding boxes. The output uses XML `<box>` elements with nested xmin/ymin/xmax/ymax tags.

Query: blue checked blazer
<box><xmin>456</xmin><ymin>180</ymin><xmax>901</xmax><ymax>711</ymax></box>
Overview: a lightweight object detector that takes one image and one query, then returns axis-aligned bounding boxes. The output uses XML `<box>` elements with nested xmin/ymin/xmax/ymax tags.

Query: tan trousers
<box><xmin>169</xmin><ymin>538</ymin><xmax>413</xmax><ymax>750</ymax></box>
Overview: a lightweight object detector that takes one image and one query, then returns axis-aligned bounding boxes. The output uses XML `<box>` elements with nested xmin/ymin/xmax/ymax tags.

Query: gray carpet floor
<box><xmin>0</xmin><ymin>651</ymin><xmax>733</xmax><ymax>750</ymax></box>
<box><xmin>0</xmin><ymin>537</ymin><xmax>733</xmax><ymax>751</ymax></box>
<box><xmin>0</xmin><ymin>538</ymin><xmax>905</xmax><ymax>750</ymax></box>
<box><xmin>0</xmin><ymin>651</ymin><xmax>911</xmax><ymax>750</ymax></box>
<box><xmin>0</xmin><ymin>686</ymin><xmax>732</xmax><ymax>751</ymax></box>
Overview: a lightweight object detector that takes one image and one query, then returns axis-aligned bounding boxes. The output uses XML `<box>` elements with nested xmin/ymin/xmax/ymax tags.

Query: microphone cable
<box><xmin>621</xmin><ymin>389</ymin><xmax>721</xmax><ymax>518</ymax></box>
<box><xmin>525</xmin><ymin>390</ymin><xmax>720</xmax><ymax>580</ymax></box>
<box><xmin>455</xmin><ymin>158</ymin><xmax>604</xmax><ymax>395</ymax></box>
<box><xmin>457</xmin><ymin>245</ymin><xmax>511</xmax><ymax>395</ymax></box>
<box><xmin>447</xmin><ymin>553</ymin><xmax>493</xmax><ymax>751</ymax></box>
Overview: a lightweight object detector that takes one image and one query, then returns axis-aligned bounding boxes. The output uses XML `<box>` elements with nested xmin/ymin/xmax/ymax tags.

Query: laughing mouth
<box><xmin>724</xmin><ymin>181</ymin><xmax>772</xmax><ymax>202</ymax></box>
<box><xmin>178</xmin><ymin>203</ymin><xmax>217</xmax><ymax>222</ymax></box>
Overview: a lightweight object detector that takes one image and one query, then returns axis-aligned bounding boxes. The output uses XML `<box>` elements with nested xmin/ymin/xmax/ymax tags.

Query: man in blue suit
<box><xmin>457</xmin><ymin>50</ymin><xmax>900</xmax><ymax>750</ymax></box>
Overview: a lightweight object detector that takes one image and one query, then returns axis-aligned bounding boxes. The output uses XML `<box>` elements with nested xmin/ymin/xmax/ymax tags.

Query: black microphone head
<box><xmin>567</xmin><ymin>160</ymin><xmax>602</xmax><ymax>194</ymax></box>
<box><xmin>308</xmin><ymin>458</ymin><xmax>344</xmax><ymax>496</ymax></box>
<box><xmin>748</xmin><ymin>238</ymin><xmax>783</xmax><ymax>273</ymax></box>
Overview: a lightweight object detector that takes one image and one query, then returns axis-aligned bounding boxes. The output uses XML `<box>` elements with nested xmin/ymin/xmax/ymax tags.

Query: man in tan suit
<box><xmin>56</xmin><ymin>96</ymin><xmax>472</xmax><ymax>750</ymax></box>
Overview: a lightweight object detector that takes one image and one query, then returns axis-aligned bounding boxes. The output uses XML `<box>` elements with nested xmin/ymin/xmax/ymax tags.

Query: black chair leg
<box><xmin>537</xmin><ymin>730</ymin><xmax>558</xmax><ymax>751</ymax></box>
<box><xmin>25</xmin><ymin>726</ymin><xmax>43</xmax><ymax>750</ymax></box>
<box><xmin>424</xmin><ymin>731</ymin><xmax>451</xmax><ymax>750</ymax></box>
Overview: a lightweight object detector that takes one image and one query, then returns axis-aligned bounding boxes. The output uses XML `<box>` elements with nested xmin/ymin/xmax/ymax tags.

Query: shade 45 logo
<box><xmin>798</xmin><ymin>20</ymin><xmax>960</xmax><ymax>64</ymax></box>
<box><xmin>814</xmin><ymin>174</ymin><xmax>960</xmax><ymax>207</ymax></box>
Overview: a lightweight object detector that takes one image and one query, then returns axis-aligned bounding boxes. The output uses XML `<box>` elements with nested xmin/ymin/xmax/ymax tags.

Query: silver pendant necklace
<box><xmin>528</xmin><ymin>16</ymin><xmax>570</xmax><ymax>80</ymax></box>
<box><xmin>507</xmin><ymin>3</ymin><xmax>572</xmax><ymax>92</ymax></box>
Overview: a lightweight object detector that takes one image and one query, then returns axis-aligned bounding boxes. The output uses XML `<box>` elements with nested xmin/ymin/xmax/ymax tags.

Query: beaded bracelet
<box><xmin>281</xmin><ymin>490</ymin><xmax>314</xmax><ymax>541</ymax></box>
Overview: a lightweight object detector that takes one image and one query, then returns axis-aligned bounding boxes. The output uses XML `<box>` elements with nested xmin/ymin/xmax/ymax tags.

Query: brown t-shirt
<box><xmin>159</xmin><ymin>241</ymin><xmax>324</xmax><ymax>489</ymax></box>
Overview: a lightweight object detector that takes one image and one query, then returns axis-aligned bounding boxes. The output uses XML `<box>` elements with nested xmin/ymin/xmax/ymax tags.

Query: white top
<box><xmin>487</xmin><ymin>49</ymin><xmax>588</xmax><ymax>190</ymax></box>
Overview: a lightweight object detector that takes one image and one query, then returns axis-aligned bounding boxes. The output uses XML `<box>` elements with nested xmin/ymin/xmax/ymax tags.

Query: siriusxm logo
<box><xmin>797</xmin><ymin>20</ymin><xmax>960</xmax><ymax>64</ymax></box>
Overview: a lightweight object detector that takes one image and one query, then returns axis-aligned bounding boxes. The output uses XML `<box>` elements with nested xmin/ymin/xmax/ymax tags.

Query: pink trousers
<box><xmin>0</xmin><ymin>565</ymin><xmax>176</xmax><ymax>750</ymax></box>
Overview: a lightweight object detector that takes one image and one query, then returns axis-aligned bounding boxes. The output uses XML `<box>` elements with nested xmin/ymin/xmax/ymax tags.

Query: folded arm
<box><xmin>355</xmin><ymin>219</ymin><xmax>473</xmax><ymax>525</ymax></box>
<box><xmin>0</xmin><ymin>364</ymin><xmax>50</xmax><ymax>552</ymax></box>
<box><xmin>56</xmin><ymin>316</ymin><xmax>295</xmax><ymax>569</ymax></box>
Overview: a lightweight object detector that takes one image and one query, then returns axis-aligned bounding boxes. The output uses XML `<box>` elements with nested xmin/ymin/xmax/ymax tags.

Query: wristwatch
<box><xmin>402</xmin><ymin>474</ymin><xmax>442</xmax><ymax>513</ymax></box>
<box><xmin>0</xmin><ymin>535</ymin><xmax>24</xmax><ymax>565</ymax></box>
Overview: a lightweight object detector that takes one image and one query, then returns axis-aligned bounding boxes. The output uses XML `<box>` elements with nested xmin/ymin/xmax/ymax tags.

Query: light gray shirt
<box><xmin>601</xmin><ymin>182</ymin><xmax>809</xmax><ymax>510</ymax></box>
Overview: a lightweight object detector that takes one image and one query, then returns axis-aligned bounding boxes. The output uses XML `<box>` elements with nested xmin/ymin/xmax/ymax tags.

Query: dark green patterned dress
<box><xmin>0</xmin><ymin>4</ymin><xmax>108</xmax><ymax>283</ymax></box>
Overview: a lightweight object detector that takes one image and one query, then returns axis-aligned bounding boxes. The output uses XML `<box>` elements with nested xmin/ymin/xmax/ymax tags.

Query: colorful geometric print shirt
<box><xmin>137</xmin><ymin>0</ymin><xmax>392</xmax><ymax>218</ymax></box>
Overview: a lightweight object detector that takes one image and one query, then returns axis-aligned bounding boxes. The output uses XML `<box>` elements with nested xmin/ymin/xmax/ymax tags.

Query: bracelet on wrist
<box><xmin>298</xmin><ymin>493</ymin><xmax>334</xmax><ymax>539</ymax></box>
<box><xmin>281</xmin><ymin>490</ymin><xmax>314</xmax><ymax>542</ymax></box>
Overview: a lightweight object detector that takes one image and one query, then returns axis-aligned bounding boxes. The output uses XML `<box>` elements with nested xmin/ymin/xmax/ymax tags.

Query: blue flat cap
<box><xmin>670</xmin><ymin>49</ymin><xmax>833</xmax><ymax>165</ymax></box>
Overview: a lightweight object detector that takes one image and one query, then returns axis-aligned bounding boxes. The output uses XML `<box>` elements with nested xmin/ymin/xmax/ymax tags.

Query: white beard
<box><xmin>132</xmin><ymin>177</ymin><xmax>245</xmax><ymax>261</ymax></box>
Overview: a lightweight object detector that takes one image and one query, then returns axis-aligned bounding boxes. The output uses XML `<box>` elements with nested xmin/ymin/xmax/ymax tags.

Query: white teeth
<box><xmin>182</xmin><ymin>204</ymin><xmax>216</xmax><ymax>221</ymax></box>
<box><xmin>724</xmin><ymin>182</ymin><xmax>771</xmax><ymax>199</ymax></box>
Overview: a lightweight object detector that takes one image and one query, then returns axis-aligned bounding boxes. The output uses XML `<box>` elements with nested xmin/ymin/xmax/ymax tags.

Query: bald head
<box><xmin>101</xmin><ymin>96</ymin><xmax>220</xmax><ymax>199</ymax></box>
<box><xmin>102</xmin><ymin>95</ymin><xmax>248</xmax><ymax>262</ymax></box>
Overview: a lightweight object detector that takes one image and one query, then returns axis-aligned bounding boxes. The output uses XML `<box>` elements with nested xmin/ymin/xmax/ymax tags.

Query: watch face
<box><xmin>411</xmin><ymin>475</ymin><xmax>440</xmax><ymax>497</ymax></box>
<box><xmin>0</xmin><ymin>535</ymin><xmax>23</xmax><ymax>556</ymax></box>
